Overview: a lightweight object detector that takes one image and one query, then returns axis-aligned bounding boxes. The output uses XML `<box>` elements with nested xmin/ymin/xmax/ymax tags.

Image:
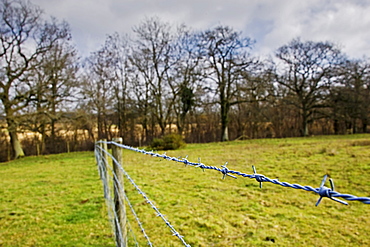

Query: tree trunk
<box><xmin>9</xmin><ymin>130</ymin><xmax>25</xmax><ymax>159</ymax></box>
<box><xmin>362</xmin><ymin>122</ymin><xmax>367</xmax><ymax>133</ymax></box>
<box><xmin>40</xmin><ymin>123</ymin><xmax>47</xmax><ymax>154</ymax></box>
<box><xmin>222</xmin><ymin>125</ymin><xmax>229</xmax><ymax>142</ymax></box>
<box><xmin>97</xmin><ymin>112</ymin><xmax>104</xmax><ymax>140</ymax></box>
<box><xmin>302</xmin><ymin>121</ymin><xmax>309</xmax><ymax>137</ymax></box>
<box><xmin>220</xmin><ymin>111</ymin><xmax>230</xmax><ymax>141</ymax></box>
<box><xmin>142</xmin><ymin>117</ymin><xmax>148</xmax><ymax>145</ymax></box>
<box><xmin>220</xmin><ymin>100</ymin><xmax>230</xmax><ymax>142</ymax></box>
<box><xmin>176</xmin><ymin>113</ymin><xmax>185</xmax><ymax>136</ymax></box>
<box><xmin>352</xmin><ymin>119</ymin><xmax>357</xmax><ymax>134</ymax></box>
<box><xmin>51</xmin><ymin>118</ymin><xmax>56</xmax><ymax>153</ymax></box>
<box><xmin>333</xmin><ymin>119</ymin><xmax>340</xmax><ymax>135</ymax></box>
<box><xmin>160</xmin><ymin>122</ymin><xmax>166</xmax><ymax>136</ymax></box>
<box><xmin>302</xmin><ymin>110</ymin><xmax>309</xmax><ymax>137</ymax></box>
<box><xmin>5</xmin><ymin>110</ymin><xmax>25</xmax><ymax>159</ymax></box>
<box><xmin>177</xmin><ymin>124</ymin><xmax>184</xmax><ymax>136</ymax></box>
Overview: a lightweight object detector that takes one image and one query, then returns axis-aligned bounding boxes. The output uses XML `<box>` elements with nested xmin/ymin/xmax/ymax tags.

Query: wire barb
<box><xmin>221</xmin><ymin>162</ymin><xmax>237</xmax><ymax>179</ymax></box>
<box><xmin>252</xmin><ymin>166</ymin><xmax>265</xmax><ymax>188</ymax></box>
<box><xmin>195</xmin><ymin>158</ymin><xmax>205</xmax><ymax>172</ymax></box>
<box><xmin>182</xmin><ymin>155</ymin><xmax>190</xmax><ymax>167</ymax></box>
<box><xmin>315</xmin><ymin>175</ymin><xmax>348</xmax><ymax>206</ymax></box>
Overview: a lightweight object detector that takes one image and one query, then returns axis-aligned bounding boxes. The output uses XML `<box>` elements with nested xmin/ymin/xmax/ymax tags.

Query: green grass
<box><xmin>1</xmin><ymin>135</ymin><xmax>370</xmax><ymax>246</ymax></box>
<box><xmin>0</xmin><ymin>152</ymin><xmax>114</xmax><ymax>246</ymax></box>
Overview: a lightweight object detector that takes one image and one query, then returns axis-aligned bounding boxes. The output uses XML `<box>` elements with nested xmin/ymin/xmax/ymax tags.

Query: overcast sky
<box><xmin>32</xmin><ymin>0</ymin><xmax>370</xmax><ymax>59</ymax></box>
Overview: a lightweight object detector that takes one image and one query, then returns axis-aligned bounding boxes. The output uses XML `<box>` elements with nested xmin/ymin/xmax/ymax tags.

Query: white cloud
<box><xmin>304</xmin><ymin>1</ymin><xmax>370</xmax><ymax>58</ymax></box>
<box><xmin>31</xmin><ymin>0</ymin><xmax>370</xmax><ymax>59</ymax></box>
<box><xmin>257</xmin><ymin>0</ymin><xmax>370</xmax><ymax>58</ymax></box>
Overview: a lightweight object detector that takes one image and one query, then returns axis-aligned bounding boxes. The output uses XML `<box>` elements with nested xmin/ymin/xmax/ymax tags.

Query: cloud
<box><xmin>257</xmin><ymin>0</ymin><xmax>370</xmax><ymax>58</ymax></box>
<box><xmin>31</xmin><ymin>0</ymin><xmax>370</xmax><ymax>59</ymax></box>
<box><xmin>304</xmin><ymin>0</ymin><xmax>370</xmax><ymax>58</ymax></box>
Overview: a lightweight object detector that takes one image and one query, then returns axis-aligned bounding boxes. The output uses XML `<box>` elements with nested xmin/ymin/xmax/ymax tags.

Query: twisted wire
<box><xmin>94</xmin><ymin>147</ymin><xmax>124</xmax><ymax>244</ymax></box>
<box><xmin>126</xmin><ymin>220</ymin><xmax>139</xmax><ymax>247</ymax></box>
<box><xmin>96</xmin><ymin>144</ymin><xmax>191</xmax><ymax>247</ymax></box>
<box><xmin>96</xmin><ymin>145</ymin><xmax>148</xmax><ymax>245</ymax></box>
<box><xmin>123</xmin><ymin>192</ymin><xmax>153</xmax><ymax>247</ymax></box>
<box><xmin>105</xmin><ymin>141</ymin><xmax>370</xmax><ymax>206</ymax></box>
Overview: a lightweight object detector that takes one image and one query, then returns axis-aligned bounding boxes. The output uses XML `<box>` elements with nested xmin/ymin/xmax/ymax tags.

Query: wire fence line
<box><xmin>95</xmin><ymin>143</ymin><xmax>152</xmax><ymax>246</ymax></box>
<box><xmin>95</xmin><ymin>140</ymin><xmax>190</xmax><ymax>247</ymax></box>
<box><xmin>95</xmin><ymin>139</ymin><xmax>370</xmax><ymax>246</ymax></box>
<box><xmin>95</xmin><ymin>143</ymin><xmax>128</xmax><ymax>246</ymax></box>
<box><xmin>108</xmin><ymin>140</ymin><xmax>370</xmax><ymax>205</ymax></box>
<box><xmin>96</xmin><ymin>147</ymin><xmax>153</xmax><ymax>246</ymax></box>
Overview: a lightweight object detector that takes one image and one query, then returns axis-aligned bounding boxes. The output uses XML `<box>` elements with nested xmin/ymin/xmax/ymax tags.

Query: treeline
<box><xmin>1</xmin><ymin>0</ymin><xmax>369</xmax><ymax>161</ymax></box>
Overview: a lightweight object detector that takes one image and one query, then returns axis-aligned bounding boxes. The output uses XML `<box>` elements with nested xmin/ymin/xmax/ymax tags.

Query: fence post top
<box><xmin>112</xmin><ymin>137</ymin><xmax>123</xmax><ymax>143</ymax></box>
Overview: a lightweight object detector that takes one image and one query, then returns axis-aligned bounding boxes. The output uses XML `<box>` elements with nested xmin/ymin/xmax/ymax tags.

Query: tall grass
<box><xmin>1</xmin><ymin>134</ymin><xmax>370</xmax><ymax>246</ymax></box>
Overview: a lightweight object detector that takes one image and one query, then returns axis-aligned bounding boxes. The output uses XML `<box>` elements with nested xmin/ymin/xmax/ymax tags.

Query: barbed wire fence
<box><xmin>95</xmin><ymin>138</ymin><xmax>190</xmax><ymax>247</ymax></box>
<box><xmin>95</xmin><ymin>138</ymin><xmax>370</xmax><ymax>247</ymax></box>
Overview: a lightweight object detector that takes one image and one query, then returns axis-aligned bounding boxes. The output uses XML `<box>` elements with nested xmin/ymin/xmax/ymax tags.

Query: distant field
<box><xmin>1</xmin><ymin>134</ymin><xmax>370</xmax><ymax>246</ymax></box>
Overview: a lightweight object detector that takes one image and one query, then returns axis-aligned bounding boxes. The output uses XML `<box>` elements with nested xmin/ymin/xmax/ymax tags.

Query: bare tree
<box><xmin>171</xmin><ymin>27</ymin><xmax>203</xmax><ymax>135</ymax></box>
<box><xmin>28</xmin><ymin>25</ymin><xmax>78</xmax><ymax>153</ymax></box>
<box><xmin>128</xmin><ymin>66</ymin><xmax>152</xmax><ymax>144</ymax></box>
<box><xmin>200</xmin><ymin>25</ymin><xmax>256</xmax><ymax>141</ymax></box>
<box><xmin>330</xmin><ymin>59</ymin><xmax>370</xmax><ymax>134</ymax></box>
<box><xmin>232</xmin><ymin>70</ymin><xmax>273</xmax><ymax>139</ymax></box>
<box><xmin>81</xmin><ymin>33</ymin><xmax>133</xmax><ymax>143</ymax></box>
<box><xmin>106</xmin><ymin>33</ymin><xmax>131</xmax><ymax>140</ymax></box>
<box><xmin>0</xmin><ymin>0</ymin><xmax>70</xmax><ymax>158</ymax></box>
<box><xmin>274</xmin><ymin>38</ymin><xmax>343</xmax><ymax>136</ymax></box>
<box><xmin>130</xmin><ymin>17</ymin><xmax>177</xmax><ymax>137</ymax></box>
<box><xmin>82</xmin><ymin>39</ymin><xmax>118</xmax><ymax>140</ymax></box>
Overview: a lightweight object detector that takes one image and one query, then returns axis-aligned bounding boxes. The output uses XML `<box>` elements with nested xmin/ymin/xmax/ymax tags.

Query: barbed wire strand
<box><xmin>94</xmin><ymin>148</ymin><xmax>125</xmax><ymax>245</ymax></box>
<box><xmin>96</xmin><ymin>147</ymin><xmax>137</xmax><ymax>245</ymax></box>
<box><xmin>96</xmin><ymin>144</ymin><xmax>191</xmax><ymax>247</ymax></box>
<box><xmin>96</xmin><ymin>146</ymin><xmax>153</xmax><ymax>246</ymax></box>
<box><xmin>96</xmin><ymin>146</ymin><xmax>151</xmax><ymax>246</ymax></box>
<box><xmin>102</xmin><ymin>141</ymin><xmax>370</xmax><ymax>206</ymax></box>
<box><xmin>123</xmin><ymin>191</ymin><xmax>153</xmax><ymax>247</ymax></box>
<box><xmin>126</xmin><ymin>217</ymin><xmax>139</xmax><ymax>247</ymax></box>
<box><xmin>97</xmin><ymin>145</ymin><xmax>191</xmax><ymax>246</ymax></box>
<box><xmin>111</xmin><ymin>161</ymin><xmax>139</xmax><ymax>246</ymax></box>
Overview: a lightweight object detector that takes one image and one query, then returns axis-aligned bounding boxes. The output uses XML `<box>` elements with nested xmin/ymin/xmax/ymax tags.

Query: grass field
<box><xmin>0</xmin><ymin>152</ymin><xmax>114</xmax><ymax>246</ymax></box>
<box><xmin>1</xmin><ymin>134</ymin><xmax>370</xmax><ymax>246</ymax></box>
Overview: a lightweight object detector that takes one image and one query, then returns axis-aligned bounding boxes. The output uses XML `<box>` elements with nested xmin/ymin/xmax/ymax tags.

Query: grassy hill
<box><xmin>1</xmin><ymin>134</ymin><xmax>370</xmax><ymax>246</ymax></box>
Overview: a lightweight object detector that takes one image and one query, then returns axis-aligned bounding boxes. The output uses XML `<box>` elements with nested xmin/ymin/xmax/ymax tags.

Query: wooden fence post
<box><xmin>112</xmin><ymin>137</ymin><xmax>127</xmax><ymax>247</ymax></box>
<box><xmin>98</xmin><ymin>139</ymin><xmax>109</xmax><ymax>199</ymax></box>
<box><xmin>99</xmin><ymin>139</ymin><xmax>109</xmax><ymax>172</ymax></box>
